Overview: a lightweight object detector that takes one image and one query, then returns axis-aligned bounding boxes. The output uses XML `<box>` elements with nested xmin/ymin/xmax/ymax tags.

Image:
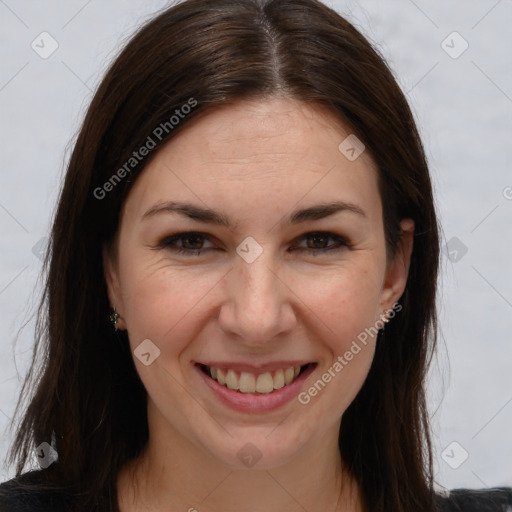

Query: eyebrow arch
<box><xmin>141</xmin><ymin>200</ymin><xmax>366</xmax><ymax>228</ymax></box>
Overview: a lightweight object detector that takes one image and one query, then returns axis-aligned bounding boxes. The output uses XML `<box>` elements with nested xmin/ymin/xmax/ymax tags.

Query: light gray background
<box><xmin>1</xmin><ymin>0</ymin><xmax>511</xmax><ymax>491</ymax></box>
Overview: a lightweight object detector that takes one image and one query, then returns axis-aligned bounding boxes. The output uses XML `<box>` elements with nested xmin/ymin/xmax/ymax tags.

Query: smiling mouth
<box><xmin>197</xmin><ymin>363</ymin><xmax>316</xmax><ymax>394</ymax></box>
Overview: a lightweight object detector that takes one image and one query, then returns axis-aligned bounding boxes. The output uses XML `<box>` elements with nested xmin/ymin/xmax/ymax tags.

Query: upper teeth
<box><xmin>208</xmin><ymin>366</ymin><xmax>302</xmax><ymax>394</ymax></box>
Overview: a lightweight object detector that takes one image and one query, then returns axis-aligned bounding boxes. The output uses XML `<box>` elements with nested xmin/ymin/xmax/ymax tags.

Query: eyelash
<box><xmin>156</xmin><ymin>231</ymin><xmax>351</xmax><ymax>256</ymax></box>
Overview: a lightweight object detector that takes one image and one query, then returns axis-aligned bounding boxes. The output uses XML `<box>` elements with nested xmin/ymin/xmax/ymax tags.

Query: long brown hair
<box><xmin>5</xmin><ymin>0</ymin><xmax>440</xmax><ymax>510</ymax></box>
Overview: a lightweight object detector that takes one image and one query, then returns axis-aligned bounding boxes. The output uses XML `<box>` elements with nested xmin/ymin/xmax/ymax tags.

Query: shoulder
<box><xmin>435</xmin><ymin>487</ymin><xmax>512</xmax><ymax>511</ymax></box>
<box><xmin>0</xmin><ymin>470</ymin><xmax>74</xmax><ymax>512</ymax></box>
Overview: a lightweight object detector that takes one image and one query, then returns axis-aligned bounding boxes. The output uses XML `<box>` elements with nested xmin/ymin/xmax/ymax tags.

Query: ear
<box><xmin>378</xmin><ymin>218</ymin><xmax>414</xmax><ymax>315</ymax></box>
<box><xmin>103</xmin><ymin>245</ymin><xmax>127</xmax><ymax>331</ymax></box>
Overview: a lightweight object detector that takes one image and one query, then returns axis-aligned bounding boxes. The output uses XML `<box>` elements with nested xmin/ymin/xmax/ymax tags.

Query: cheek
<box><xmin>297</xmin><ymin>262</ymin><xmax>383</xmax><ymax>349</ymax></box>
<box><xmin>119</xmin><ymin>260</ymin><xmax>220</xmax><ymax>354</ymax></box>
<box><xmin>294</xmin><ymin>263</ymin><xmax>381</xmax><ymax>408</ymax></box>
<box><xmin>297</xmin><ymin>273</ymin><xmax>380</xmax><ymax>424</ymax></box>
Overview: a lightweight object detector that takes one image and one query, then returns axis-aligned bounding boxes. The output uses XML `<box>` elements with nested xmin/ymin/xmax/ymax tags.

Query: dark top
<box><xmin>0</xmin><ymin>470</ymin><xmax>511</xmax><ymax>511</ymax></box>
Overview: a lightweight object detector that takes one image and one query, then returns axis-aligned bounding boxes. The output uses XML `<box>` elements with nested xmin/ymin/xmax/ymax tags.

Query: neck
<box><xmin>117</xmin><ymin>417</ymin><xmax>362</xmax><ymax>512</ymax></box>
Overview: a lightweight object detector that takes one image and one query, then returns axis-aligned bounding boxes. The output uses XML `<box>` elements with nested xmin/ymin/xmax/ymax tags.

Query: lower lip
<box><xmin>194</xmin><ymin>364</ymin><xmax>316</xmax><ymax>413</ymax></box>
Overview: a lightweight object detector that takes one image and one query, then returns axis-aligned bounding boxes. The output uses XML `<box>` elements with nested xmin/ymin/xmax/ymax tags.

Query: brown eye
<box><xmin>180</xmin><ymin>233</ymin><xmax>206</xmax><ymax>250</ymax></box>
<box><xmin>306</xmin><ymin>233</ymin><xmax>330</xmax><ymax>249</ymax></box>
<box><xmin>156</xmin><ymin>231</ymin><xmax>350</xmax><ymax>257</ymax></box>
<box><xmin>157</xmin><ymin>232</ymin><xmax>215</xmax><ymax>256</ymax></box>
<box><xmin>292</xmin><ymin>232</ymin><xmax>350</xmax><ymax>254</ymax></box>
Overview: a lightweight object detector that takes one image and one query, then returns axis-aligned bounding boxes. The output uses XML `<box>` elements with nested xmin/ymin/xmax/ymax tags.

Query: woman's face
<box><xmin>105</xmin><ymin>97</ymin><xmax>413</xmax><ymax>470</ymax></box>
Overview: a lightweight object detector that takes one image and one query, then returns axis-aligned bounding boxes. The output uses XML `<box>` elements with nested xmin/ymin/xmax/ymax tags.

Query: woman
<box><xmin>0</xmin><ymin>0</ymin><xmax>510</xmax><ymax>511</ymax></box>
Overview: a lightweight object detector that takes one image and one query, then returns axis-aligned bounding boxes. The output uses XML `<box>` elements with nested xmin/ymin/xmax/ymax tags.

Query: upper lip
<box><xmin>195</xmin><ymin>361</ymin><xmax>316</xmax><ymax>373</ymax></box>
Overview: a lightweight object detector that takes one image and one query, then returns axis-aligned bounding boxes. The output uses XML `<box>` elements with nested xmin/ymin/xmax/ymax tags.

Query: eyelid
<box><xmin>154</xmin><ymin>231</ymin><xmax>218</xmax><ymax>250</ymax></box>
<box><xmin>155</xmin><ymin>230</ymin><xmax>352</xmax><ymax>256</ymax></box>
<box><xmin>290</xmin><ymin>232</ymin><xmax>352</xmax><ymax>256</ymax></box>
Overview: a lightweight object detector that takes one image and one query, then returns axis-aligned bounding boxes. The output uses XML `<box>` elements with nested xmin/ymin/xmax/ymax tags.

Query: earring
<box><xmin>379</xmin><ymin>311</ymin><xmax>391</xmax><ymax>333</ymax></box>
<box><xmin>109</xmin><ymin>307</ymin><xmax>119</xmax><ymax>331</ymax></box>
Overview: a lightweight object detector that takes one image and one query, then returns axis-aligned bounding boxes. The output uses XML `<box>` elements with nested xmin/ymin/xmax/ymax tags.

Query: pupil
<box><xmin>183</xmin><ymin>234</ymin><xmax>203</xmax><ymax>250</ymax></box>
<box><xmin>308</xmin><ymin>234</ymin><xmax>327</xmax><ymax>249</ymax></box>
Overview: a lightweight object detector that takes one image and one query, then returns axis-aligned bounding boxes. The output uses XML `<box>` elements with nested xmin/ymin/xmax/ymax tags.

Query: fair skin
<box><xmin>106</xmin><ymin>97</ymin><xmax>414</xmax><ymax>512</ymax></box>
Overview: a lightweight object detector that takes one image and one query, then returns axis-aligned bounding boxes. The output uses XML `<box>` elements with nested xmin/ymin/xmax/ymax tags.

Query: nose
<box><xmin>218</xmin><ymin>250</ymin><xmax>297</xmax><ymax>347</ymax></box>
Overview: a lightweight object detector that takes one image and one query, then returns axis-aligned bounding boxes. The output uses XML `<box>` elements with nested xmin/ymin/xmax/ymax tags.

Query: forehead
<box><xmin>123</xmin><ymin>97</ymin><xmax>381</xmax><ymax>225</ymax></box>
<box><xmin>168</xmin><ymin>97</ymin><xmax>372</xmax><ymax>170</ymax></box>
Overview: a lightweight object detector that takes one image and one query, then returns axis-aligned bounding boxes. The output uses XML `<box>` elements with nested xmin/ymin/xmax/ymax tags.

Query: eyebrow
<box><xmin>141</xmin><ymin>200</ymin><xmax>366</xmax><ymax>228</ymax></box>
